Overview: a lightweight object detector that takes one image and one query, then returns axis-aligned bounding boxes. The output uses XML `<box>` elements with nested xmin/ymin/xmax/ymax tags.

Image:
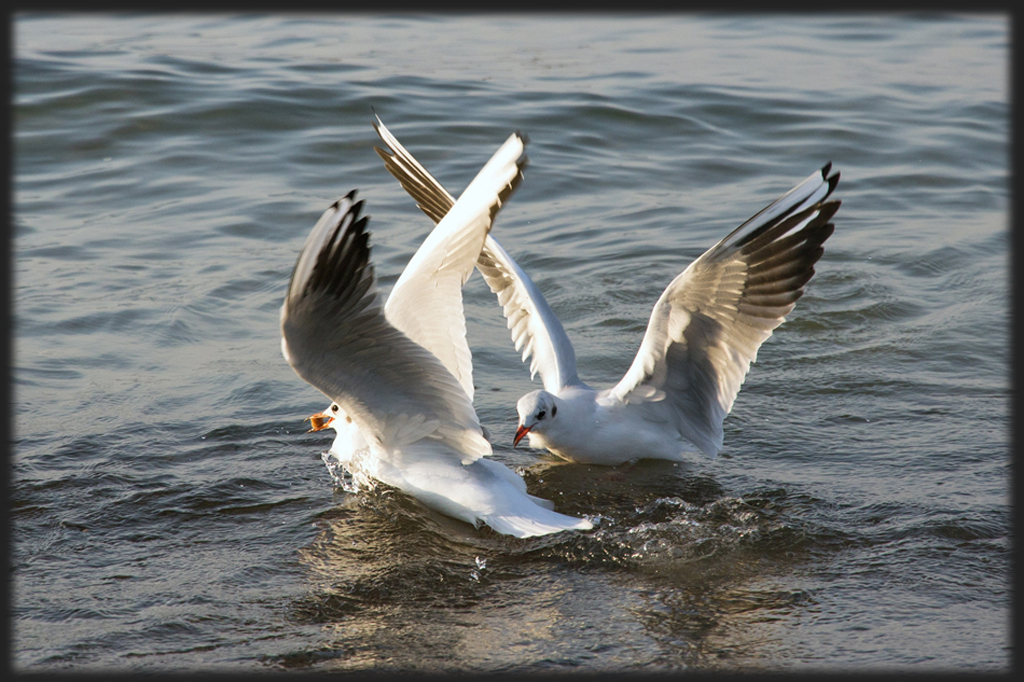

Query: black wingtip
<box><xmin>370</xmin><ymin>107</ymin><xmax>385</xmax><ymax>135</ymax></box>
<box><xmin>309</xmin><ymin>196</ymin><xmax>373</xmax><ymax>302</ymax></box>
<box><xmin>822</xmin><ymin>161</ymin><xmax>840</xmax><ymax>187</ymax></box>
<box><xmin>826</xmin><ymin>170</ymin><xmax>840</xmax><ymax>194</ymax></box>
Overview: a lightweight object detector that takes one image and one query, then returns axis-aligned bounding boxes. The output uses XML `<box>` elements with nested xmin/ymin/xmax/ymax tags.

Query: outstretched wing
<box><xmin>382</xmin><ymin>128</ymin><xmax>527</xmax><ymax>403</ymax></box>
<box><xmin>280</xmin><ymin>192</ymin><xmax>489</xmax><ymax>463</ymax></box>
<box><xmin>610</xmin><ymin>164</ymin><xmax>840</xmax><ymax>457</ymax></box>
<box><xmin>373</xmin><ymin>116</ymin><xmax>582</xmax><ymax>393</ymax></box>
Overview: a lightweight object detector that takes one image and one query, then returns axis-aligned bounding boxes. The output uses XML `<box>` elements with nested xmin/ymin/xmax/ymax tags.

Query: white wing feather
<box><xmin>374</xmin><ymin>117</ymin><xmax>581</xmax><ymax>393</ymax></box>
<box><xmin>281</xmin><ymin>194</ymin><xmax>488</xmax><ymax>462</ymax></box>
<box><xmin>475</xmin><ymin>239</ymin><xmax>582</xmax><ymax>392</ymax></box>
<box><xmin>384</xmin><ymin>131</ymin><xmax>526</xmax><ymax>402</ymax></box>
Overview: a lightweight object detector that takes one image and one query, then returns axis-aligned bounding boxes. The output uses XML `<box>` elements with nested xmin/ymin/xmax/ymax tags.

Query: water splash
<box><xmin>320</xmin><ymin>450</ymin><xmax>361</xmax><ymax>494</ymax></box>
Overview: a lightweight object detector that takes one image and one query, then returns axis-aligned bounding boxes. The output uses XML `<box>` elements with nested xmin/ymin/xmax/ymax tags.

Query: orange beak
<box><xmin>513</xmin><ymin>424</ymin><xmax>531</xmax><ymax>448</ymax></box>
<box><xmin>306</xmin><ymin>412</ymin><xmax>334</xmax><ymax>432</ymax></box>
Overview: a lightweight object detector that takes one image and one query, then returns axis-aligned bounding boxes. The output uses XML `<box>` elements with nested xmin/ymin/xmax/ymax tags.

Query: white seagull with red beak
<box><xmin>368</xmin><ymin>119</ymin><xmax>840</xmax><ymax>466</ymax></box>
<box><xmin>281</xmin><ymin>125</ymin><xmax>591</xmax><ymax>537</ymax></box>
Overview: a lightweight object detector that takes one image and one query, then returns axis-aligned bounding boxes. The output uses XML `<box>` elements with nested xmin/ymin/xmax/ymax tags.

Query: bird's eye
<box><xmin>551</xmin><ymin>405</ymin><xmax>557</xmax><ymax>417</ymax></box>
<box><xmin>331</xmin><ymin>404</ymin><xmax>339</xmax><ymax>413</ymax></box>
<box><xmin>537</xmin><ymin>410</ymin><xmax>546</xmax><ymax>420</ymax></box>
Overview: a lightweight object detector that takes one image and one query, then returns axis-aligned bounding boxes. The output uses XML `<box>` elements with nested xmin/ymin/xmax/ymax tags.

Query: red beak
<box><xmin>513</xmin><ymin>424</ymin><xmax>531</xmax><ymax>448</ymax></box>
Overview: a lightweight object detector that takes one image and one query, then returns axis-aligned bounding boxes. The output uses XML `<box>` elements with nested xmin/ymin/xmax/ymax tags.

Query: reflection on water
<box><xmin>282</xmin><ymin>456</ymin><xmax>844</xmax><ymax>670</ymax></box>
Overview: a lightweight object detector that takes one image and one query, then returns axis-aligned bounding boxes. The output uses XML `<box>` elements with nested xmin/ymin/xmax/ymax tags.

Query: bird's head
<box><xmin>514</xmin><ymin>390</ymin><xmax>559</xmax><ymax>447</ymax></box>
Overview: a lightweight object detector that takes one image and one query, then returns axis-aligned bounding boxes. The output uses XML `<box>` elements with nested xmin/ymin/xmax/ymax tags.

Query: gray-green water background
<box><xmin>11</xmin><ymin>13</ymin><xmax>1010</xmax><ymax>671</ymax></box>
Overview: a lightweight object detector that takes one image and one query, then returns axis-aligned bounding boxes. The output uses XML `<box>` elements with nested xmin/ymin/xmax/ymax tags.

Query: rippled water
<box><xmin>11</xmin><ymin>13</ymin><xmax>1009</xmax><ymax>672</ymax></box>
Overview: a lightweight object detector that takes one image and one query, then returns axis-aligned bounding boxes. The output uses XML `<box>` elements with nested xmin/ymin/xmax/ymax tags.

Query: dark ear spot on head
<box><xmin>551</xmin><ymin>404</ymin><xmax>557</xmax><ymax>417</ymax></box>
<box><xmin>345</xmin><ymin>415</ymin><xmax>352</xmax><ymax>424</ymax></box>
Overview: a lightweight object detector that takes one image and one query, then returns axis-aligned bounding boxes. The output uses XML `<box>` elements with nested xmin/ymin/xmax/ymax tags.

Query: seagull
<box><xmin>370</xmin><ymin>118</ymin><xmax>840</xmax><ymax>466</ymax></box>
<box><xmin>280</xmin><ymin>129</ymin><xmax>592</xmax><ymax>537</ymax></box>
